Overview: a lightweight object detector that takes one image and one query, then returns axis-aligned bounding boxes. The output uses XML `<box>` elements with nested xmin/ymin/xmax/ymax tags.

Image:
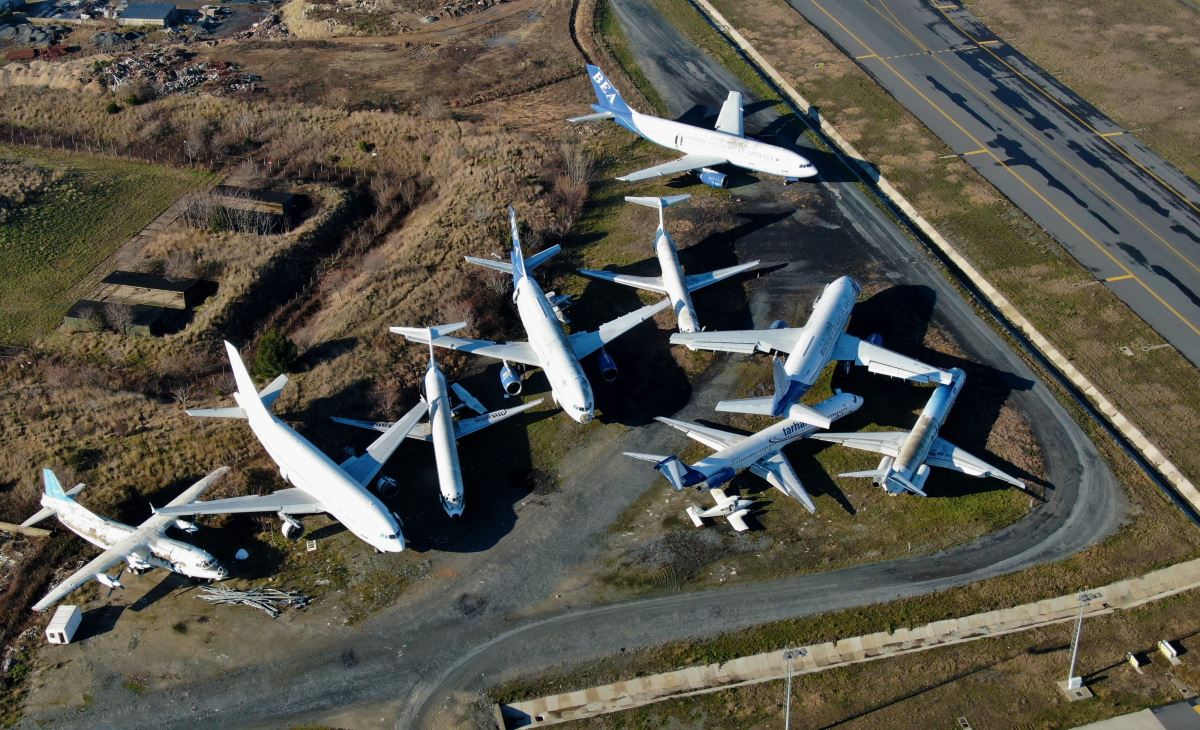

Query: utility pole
<box><xmin>782</xmin><ymin>648</ymin><xmax>806</xmax><ymax>729</ymax></box>
<box><xmin>1061</xmin><ymin>591</ymin><xmax>1102</xmax><ymax>698</ymax></box>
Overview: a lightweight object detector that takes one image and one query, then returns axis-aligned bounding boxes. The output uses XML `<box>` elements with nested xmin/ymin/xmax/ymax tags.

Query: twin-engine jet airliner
<box><xmin>578</xmin><ymin>194</ymin><xmax>759</xmax><ymax>333</ymax></box>
<box><xmin>395</xmin><ymin>207</ymin><xmax>669</xmax><ymax>424</ymax></box>
<box><xmin>813</xmin><ymin>368</ymin><xmax>1025</xmax><ymax>495</ymax></box>
<box><xmin>334</xmin><ymin>326</ymin><xmax>542</xmax><ymax>518</ymax></box>
<box><xmin>671</xmin><ymin>276</ymin><xmax>950</xmax><ymax>425</ymax></box>
<box><xmin>157</xmin><ymin>341</ymin><xmax>425</xmax><ymax>552</ymax></box>
<box><xmin>21</xmin><ymin>467</ymin><xmax>229</xmax><ymax>612</ymax></box>
<box><xmin>625</xmin><ymin>391</ymin><xmax>862</xmax><ymax>517</ymax></box>
<box><xmin>570</xmin><ymin>64</ymin><xmax>817</xmax><ymax>188</ymax></box>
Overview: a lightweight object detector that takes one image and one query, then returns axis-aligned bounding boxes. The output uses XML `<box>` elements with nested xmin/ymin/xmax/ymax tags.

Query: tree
<box><xmin>252</xmin><ymin>328</ymin><xmax>298</xmax><ymax>380</ymax></box>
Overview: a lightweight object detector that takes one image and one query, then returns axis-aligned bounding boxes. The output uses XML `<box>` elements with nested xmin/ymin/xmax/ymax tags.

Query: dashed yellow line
<box><xmin>962</xmin><ymin>148</ymin><xmax>987</xmax><ymax>156</ymax></box>
<box><xmin>809</xmin><ymin>0</ymin><xmax>1200</xmax><ymax>338</ymax></box>
<box><xmin>856</xmin><ymin>53</ymin><xmax>877</xmax><ymax>59</ymax></box>
<box><xmin>1099</xmin><ymin>131</ymin><xmax>1124</xmax><ymax>138</ymax></box>
<box><xmin>1106</xmin><ymin>274</ymin><xmax>1135</xmax><ymax>282</ymax></box>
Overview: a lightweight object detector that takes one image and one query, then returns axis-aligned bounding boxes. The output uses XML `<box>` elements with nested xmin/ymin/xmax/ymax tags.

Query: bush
<box><xmin>252</xmin><ymin>328</ymin><xmax>298</xmax><ymax>380</ymax></box>
<box><xmin>105</xmin><ymin>101</ymin><xmax>122</xmax><ymax>114</ymax></box>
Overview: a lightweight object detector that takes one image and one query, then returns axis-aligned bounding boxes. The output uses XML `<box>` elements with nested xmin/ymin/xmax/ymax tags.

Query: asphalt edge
<box><xmin>686</xmin><ymin>0</ymin><xmax>1200</xmax><ymax>522</ymax></box>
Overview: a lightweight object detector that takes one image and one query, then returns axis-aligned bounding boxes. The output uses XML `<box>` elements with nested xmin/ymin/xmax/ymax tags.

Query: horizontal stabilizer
<box><xmin>839</xmin><ymin>469</ymin><xmax>886</xmax><ymax>479</ymax></box>
<box><xmin>567</xmin><ymin>110</ymin><xmax>615</xmax><ymax>123</ymax></box>
<box><xmin>391</xmin><ymin>321</ymin><xmax>468</xmax><ymax>345</ymax></box>
<box><xmin>624</xmin><ymin>451</ymin><xmax>670</xmax><ymax>464</ymax></box>
<box><xmin>683</xmin><ymin>261</ymin><xmax>761</xmax><ymax>293</ymax></box>
<box><xmin>576</xmin><ymin>269</ymin><xmax>667</xmax><ymax>294</ymax></box>
<box><xmin>715</xmin><ymin>396</ymin><xmax>831</xmax><ymax>429</ymax></box>
<box><xmin>886</xmin><ymin>473</ymin><xmax>927</xmax><ymax>497</ymax></box>
<box><xmin>465</xmin><ymin>246</ymin><xmax>560</xmax><ymax>276</ymax></box>
<box><xmin>258</xmin><ymin>374</ymin><xmax>289</xmax><ymax>410</ymax></box>
<box><xmin>186</xmin><ymin>406</ymin><xmax>248</xmax><ymax>419</ymax></box>
<box><xmin>624</xmin><ymin>194</ymin><xmax>691</xmax><ymax>210</ymax></box>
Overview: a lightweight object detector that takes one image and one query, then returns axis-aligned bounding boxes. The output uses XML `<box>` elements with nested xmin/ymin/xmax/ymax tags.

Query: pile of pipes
<box><xmin>196</xmin><ymin>586</ymin><xmax>309</xmax><ymax>618</ymax></box>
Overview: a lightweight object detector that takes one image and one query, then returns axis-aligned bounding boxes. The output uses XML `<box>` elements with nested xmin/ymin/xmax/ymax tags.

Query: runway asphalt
<box><xmin>785</xmin><ymin>0</ymin><xmax>1200</xmax><ymax>366</ymax></box>
<box><xmin>21</xmin><ymin>2</ymin><xmax>1126</xmax><ymax>728</ymax></box>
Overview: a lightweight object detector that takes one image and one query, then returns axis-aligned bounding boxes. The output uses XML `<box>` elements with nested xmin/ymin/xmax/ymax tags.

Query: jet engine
<box><xmin>499</xmin><ymin>362</ymin><xmax>522</xmax><ymax>396</ymax></box>
<box><xmin>376</xmin><ymin>475</ymin><xmax>400</xmax><ymax>499</ymax></box>
<box><xmin>768</xmin><ymin>319</ymin><xmax>789</xmax><ymax>330</ymax></box>
<box><xmin>697</xmin><ymin>168</ymin><xmax>728</xmax><ymax>189</ymax></box>
<box><xmin>126</xmin><ymin>545</ymin><xmax>152</xmax><ymax>573</ymax></box>
<box><xmin>278</xmin><ymin>512</ymin><xmax>303</xmax><ymax>540</ymax></box>
<box><xmin>596</xmin><ymin>347</ymin><xmax>619</xmax><ymax>382</ymax></box>
<box><xmin>173</xmin><ymin>518</ymin><xmax>199</xmax><ymax>533</ymax></box>
<box><xmin>706</xmin><ymin>466</ymin><xmax>737</xmax><ymax>488</ymax></box>
<box><xmin>874</xmin><ymin>456</ymin><xmax>895</xmax><ymax>487</ymax></box>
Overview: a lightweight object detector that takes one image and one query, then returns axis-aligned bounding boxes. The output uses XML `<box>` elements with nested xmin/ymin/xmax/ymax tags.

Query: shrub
<box><xmin>105</xmin><ymin>101</ymin><xmax>122</xmax><ymax>114</ymax></box>
<box><xmin>252</xmin><ymin>328</ymin><xmax>298</xmax><ymax>380</ymax></box>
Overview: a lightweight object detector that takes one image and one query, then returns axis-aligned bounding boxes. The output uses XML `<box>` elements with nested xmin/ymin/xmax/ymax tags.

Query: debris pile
<box><xmin>0</xmin><ymin>22</ymin><xmax>68</xmax><ymax>46</ymax></box>
<box><xmin>91</xmin><ymin>30</ymin><xmax>146</xmax><ymax>49</ymax></box>
<box><xmin>197</xmin><ymin>586</ymin><xmax>309</xmax><ymax>618</ymax></box>
<box><xmin>438</xmin><ymin>0</ymin><xmax>505</xmax><ymax>19</ymax></box>
<box><xmin>101</xmin><ymin>47</ymin><xmax>261</xmax><ymax>96</ymax></box>
<box><xmin>236</xmin><ymin>13</ymin><xmax>288</xmax><ymax>40</ymax></box>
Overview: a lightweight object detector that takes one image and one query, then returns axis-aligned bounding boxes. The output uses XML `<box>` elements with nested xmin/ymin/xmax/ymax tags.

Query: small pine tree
<box><xmin>252</xmin><ymin>329</ymin><xmax>298</xmax><ymax>381</ymax></box>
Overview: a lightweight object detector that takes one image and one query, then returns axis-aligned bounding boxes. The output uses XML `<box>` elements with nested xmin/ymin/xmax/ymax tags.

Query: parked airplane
<box><xmin>578</xmin><ymin>194</ymin><xmax>760</xmax><ymax>333</ymax></box>
<box><xmin>570</xmin><ymin>64</ymin><xmax>817</xmax><ymax>187</ymax></box>
<box><xmin>625</xmin><ymin>391</ymin><xmax>863</xmax><ymax>515</ymax></box>
<box><xmin>686</xmin><ymin>488</ymin><xmax>754</xmax><ymax>532</ymax></box>
<box><xmin>394</xmin><ymin>207</ymin><xmax>670</xmax><ymax>424</ymax></box>
<box><xmin>156</xmin><ymin>341</ymin><xmax>425</xmax><ymax>552</ymax></box>
<box><xmin>20</xmin><ymin>467</ymin><xmax>229</xmax><ymax>612</ymax></box>
<box><xmin>671</xmin><ymin>276</ymin><xmax>950</xmax><ymax>425</ymax></box>
<box><xmin>813</xmin><ymin>368</ymin><xmax>1024</xmax><ymax>496</ymax></box>
<box><xmin>333</xmin><ymin>326</ymin><xmax>543</xmax><ymax>518</ymax></box>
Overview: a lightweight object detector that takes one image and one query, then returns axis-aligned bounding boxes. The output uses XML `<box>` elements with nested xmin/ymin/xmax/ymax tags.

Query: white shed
<box><xmin>46</xmin><ymin>605</ymin><xmax>82</xmax><ymax>645</ymax></box>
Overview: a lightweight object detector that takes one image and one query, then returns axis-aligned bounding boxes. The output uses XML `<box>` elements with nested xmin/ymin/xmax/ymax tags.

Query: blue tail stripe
<box><xmin>585</xmin><ymin>64</ymin><xmax>634</xmax><ymax>119</ymax></box>
<box><xmin>42</xmin><ymin>468</ymin><xmax>70</xmax><ymax>501</ymax></box>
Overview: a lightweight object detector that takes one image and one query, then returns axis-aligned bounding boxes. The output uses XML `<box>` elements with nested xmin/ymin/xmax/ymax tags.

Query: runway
<box><xmin>785</xmin><ymin>0</ymin><xmax>1200</xmax><ymax>366</ymax></box>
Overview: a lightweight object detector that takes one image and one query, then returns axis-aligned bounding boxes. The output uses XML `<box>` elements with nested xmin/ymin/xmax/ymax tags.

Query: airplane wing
<box><xmin>568</xmin><ymin>298</ymin><xmax>671</xmax><ymax>359</ymax></box>
<box><xmin>340</xmin><ymin>400</ymin><xmax>429</xmax><ymax>486</ymax></box>
<box><xmin>137</xmin><ymin>467</ymin><xmax>231</xmax><ymax>534</ymax></box>
<box><xmin>32</xmin><ymin>534</ymin><xmax>142</xmax><ymax>612</ymax></box>
<box><xmin>155</xmin><ymin>487</ymin><xmax>326</xmax><ymax>517</ymax></box>
<box><xmin>927</xmin><ymin>437</ymin><xmax>1025</xmax><ymax>488</ymax></box>
<box><xmin>714</xmin><ymin>91</ymin><xmax>744</xmax><ymax>137</ymax></box>
<box><xmin>576</xmin><ymin>269</ymin><xmax>667</xmax><ymax>294</ymax></box>
<box><xmin>831</xmin><ymin>334</ymin><xmax>951</xmax><ymax>384</ymax></box>
<box><xmin>616</xmin><ymin>153</ymin><xmax>728</xmax><ymax>183</ymax></box>
<box><xmin>391</xmin><ymin>328</ymin><xmax>544</xmax><ymax>368</ymax></box>
<box><xmin>655</xmin><ymin>416</ymin><xmax>744</xmax><ymax>451</ymax></box>
<box><xmin>749</xmin><ymin>452</ymin><xmax>816</xmax><ymax>513</ymax></box>
<box><xmin>450</xmin><ymin>383</ymin><xmax>487</xmax><ymax>415</ymax></box>
<box><xmin>453</xmin><ymin>399</ymin><xmax>543</xmax><ymax>439</ymax></box>
<box><xmin>683</xmin><ymin>261</ymin><xmax>760</xmax><ymax>292</ymax></box>
<box><xmin>725</xmin><ymin>510</ymin><xmax>750</xmax><ymax>532</ymax></box>
<box><xmin>810</xmin><ymin>431</ymin><xmax>907</xmax><ymax>457</ymax></box>
<box><xmin>670</xmin><ymin>326</ymin><xmax>804</xmax><ymax>355</ymax></box>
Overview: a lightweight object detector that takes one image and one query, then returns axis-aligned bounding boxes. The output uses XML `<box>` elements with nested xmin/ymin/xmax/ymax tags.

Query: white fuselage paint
<box><xmin>41</xmin><ymin>496</ymin><xmax>224</xmax><ymax>579</ymax></box>
<box><xmin>630</xmin><ymin>110</ymin><xmax>817</xmax><ymax>180</ymax></box>
<box><xmin>235</xmin><ymin>391</ymin><xmax>405</xmax><ymax>552</ymax></box>
<box><xmin>889</xmin><ymin>368</ymin><xmax>966</xmax><ymax>487</ymax></box>
<box><xmin>783</xmin><ymin>276</ymin><xmax>860</xmax><ymax>389</ymax></box>
<box><xmin>514</xmin><ymin>274</ymin><xmax>594</xmax><ymax>424</ymax></box>
<box><xmin>654</xmin><ymin>225</ymin><xmax>701</xmax><ymax>333</ymax></box>
<box><xmin>692</xmin><ymin>393</ymin><xmax>863</xmax><ymax>479</ymax></box>
<box><xmin>424</xmin><ymin>364</ymin><xmax>465</xmax><ymax>517</ymax></box>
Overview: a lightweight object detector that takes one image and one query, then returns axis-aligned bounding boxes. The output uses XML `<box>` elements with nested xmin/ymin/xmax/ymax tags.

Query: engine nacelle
<box><xmin>875</xmin><ymin>456</ymin><xmax>894</xmax><ymax>487</ymax></box>
<box><xmin>376</xmin><ymin>474</ymin><xmax>399</xmax><ymax>499</ymax></box>
<box><xmin>768</xmin><ymin>319</ymin><xmax>789</xmax><ymax>330</ymax></box>
<box><xmin>706</xmin><ymin>466</ymin><xmax>737</xmax><ymax>488</ymax></box>
<box><xmin>174</xmin><ymin>518</ymin><xmax>198</xmax><ymax>533</ymax></box>
<box><xmin>499</xmin><ymin>362</ymin><xmax>522</xmax><ymax>396</ymax></box>
<box><xmin>866</xmin><ymin>332</ymin><xmax>884</xmax><ymax>346</ymax></box>
<box><xmin>697</xmin><ymin>167</ymin><xmax>728</xmax><ymax>189</ymax></box>
<box><xmin>596</xmin><ymin>347</ymin><xmax>618</xmax><ymax>382</ymax></box>
<box><xmin>278</xmin><ymin>512</ymin><xmax>303</xmax><ymax>540</ymax></box>
<box><xmin>913</xmin><ymin>463</ymin><xmax>931</xmax><ymax>491</ymax></box>
<box><xmin>126</xmin><ymin>545</ymin><xmax>152</xmax><ymax>572</ymax></box>
<box><xmin>95</xmin><ymin>572</ymin><xmax>123</xmax><ymax>589</ymax></box>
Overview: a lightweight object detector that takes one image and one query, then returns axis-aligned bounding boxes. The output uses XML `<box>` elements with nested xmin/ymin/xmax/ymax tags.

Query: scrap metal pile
<box><xmin>102</xmin><ymin>47</ymin><xmax>261</xmax><ymax>96</ymax></box>
<box><xmin>197</xmin><ymin>586</ymin><xmax>309</xmax><ymax>618</ymax></box>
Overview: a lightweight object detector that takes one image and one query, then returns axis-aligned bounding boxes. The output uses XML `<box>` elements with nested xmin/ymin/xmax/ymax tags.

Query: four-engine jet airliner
<box><xmin>813</xmin><ymin>368</ymin><xmax>1025</xmax><ymax>496</ymax></box>
<box><xmin>625</xmin><ymin>391</ymin><xmax>863</xmax><ymax>515</ymax></box>
<box><xmin>570</xmin><ymin>64</ymin><xmax>817</xmax><ymax>188</ymax></box>
<box><xmin>156</xmin><ymin>341</ymin><xmax>426</xmax><ymax>552</ymax></box>
<box><xmin>21</xmin><ymin>467</ymin><xmax>229</xmax><ymax>612</ymax></box>
<box><xmin>671</xmin><ymin>276</ymin><xmax>950</xmax><ymax>425</ymax></box>
<box><xmin>578</xmin><ymin>194</ymin><xmax>760</xmax><ymax>332</ymax></box>
<box><xmin>394</xmin><ymin>207</ymin><xmax>670</xmax><ymax>424</ymax></box>
<box><xmin>334</xmin><ymin>325</ymin><xmax>543</xmax><ymax>518</ymax></box>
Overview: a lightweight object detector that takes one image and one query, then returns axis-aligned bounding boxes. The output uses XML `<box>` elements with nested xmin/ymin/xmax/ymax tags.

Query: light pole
<box><xmin>1066</xmin><ymin>591</ymin><xmax>1103</xmax><ymax>689</ymax></box>
<box><xmin>782</xmin><ymin>648</ymin><xmax>806</xmax><ymax>729</ymax></box>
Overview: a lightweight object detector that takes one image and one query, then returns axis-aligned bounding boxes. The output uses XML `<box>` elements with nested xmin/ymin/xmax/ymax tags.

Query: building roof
<box><xmin>101</xmin><ymin>270</ymin><xmax>197</xmax><ymax>293</ymax></box>
<box><xmin>47</xmin><ymin>605</ymin><xmax>80</xmax><ymax>632</ymax></box>
<box><xmin>214</xmin><ymin>185</ymin><xmax>297</xmax><ymax>205</ymax></box>
<box><xmin>120</xmin><ymin>2</ymin><xmax>175</xmax><ymax>20</ymax></box>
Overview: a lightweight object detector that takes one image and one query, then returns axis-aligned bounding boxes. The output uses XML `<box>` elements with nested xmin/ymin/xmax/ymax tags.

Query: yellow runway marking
<box><xmin>856</xmin><ymin>53</ymin><xmax>877</xmax><ymax>59</ymax></box>
<box><xmin>1099</xmin><ymin>131</ymin><xmax>1124</xmax><ymax>138</ymax></box>
<box><xmin>806</xmin><ymin>0</ymin><xmax>1200</xmax><ymax>337</ymax></box>
<box><xmin>1106</xmin><ymin>274</ymin><xmax>1134</xmax><ymax>282</ymax></box>
<box><xmin>962</xmin><ymin>148</ymin><xmax>987</xmax><ymax>156</ymax></box>
<box><xmin>978</xmin><ymin>39</ymin><xmax>1001</xmax><ymax>46</ymax></box>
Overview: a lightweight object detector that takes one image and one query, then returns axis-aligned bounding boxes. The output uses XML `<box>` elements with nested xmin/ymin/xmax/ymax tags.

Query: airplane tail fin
<box><xmin>188</xmin><ymin>341</ymin><xmax>279</xmax><ymax>418</ymax></box>
<box><xmin>585</xmin><ymin>64</ymin><xmax>633</xmax><ymax>119</ymax></box>
<box><xmin>22</xmin><ymin>469</ymin><xmax>83</xmax><ymax>527</ymax></box>
<box><xmin>465</xmin><ymin>208</ymin><xmax>560</xmax><ymax>291</ymax></box>
<box><xmin>625</xmin><ymin>194</ymin><xmax>691</xmax><ymax>229</ymax></box>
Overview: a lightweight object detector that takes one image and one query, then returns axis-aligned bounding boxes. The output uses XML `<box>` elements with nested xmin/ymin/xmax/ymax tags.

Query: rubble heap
<box><xmin>102</xmin><ymin>46</ymin><xmax>261</xmax><ymax>96</ymax></box>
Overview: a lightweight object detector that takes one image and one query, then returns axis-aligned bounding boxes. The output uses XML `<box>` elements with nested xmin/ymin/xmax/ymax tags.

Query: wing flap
<box><xmin>616</xmin><ymin>153</ymin><xmax>727</xmax><ymax>182</ymax></box>
<box><xmin>811</xmin><ymin>431</ymin><xmax>907</xmax><ymax>458</ymax></box>
<box><xmin>670</xmin><ymin>327</ymin><xmax>803</xmax><ymax>355</ymax></box>
<box><xmin>927</xmin><ymin>437</ymin><xmax>1025</xmax><ymax>488</ymax></box>
<box><xmin>832</xmin><ymin>334</ymin><xmax>951</xmax><ymax>384</ymax></box>
<box><xmin>683</xmin><ymin>261</ymin><xmax>760</xmax><ymax>292</ymax></box>
<box><xmin>569</xmin><ymin>298</ymin><xmax>671</xmax><ymax>359</ymax></box>
<box><xmin>577</xmin><ymin>269</ymin><xmax>668</xmax><ymax>294</ymax></box>
<box><xmin>391</xmin><ymin>328</ymin><xmax>544</xmax><ymax>368</ymax></box>
<box><xmin>655</xmin><ymin>416</ymin><xmax>744</xmax><ymax>451</ymax></box>
<box><xmin>155</xmin><ymin>488</ymin><xmax>326</xmax><ymax>517</ymax></box>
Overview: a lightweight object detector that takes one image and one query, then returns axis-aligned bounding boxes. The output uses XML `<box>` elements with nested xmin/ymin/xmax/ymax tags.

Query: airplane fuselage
<box><xmin>779</xmin><ymin>276</ymin><xmax>860</xmax><ymax>400</ymax></box>
<box><xmin>514</xmin><ymin>274</ymin><xmax>595</xmax><ymax>423</ymax></box>
<box><xmin>425</xmin><ymin>364</ymin><xmax>466</xmax><ymax>517</ymax></box>
<box><xmin>236</xmin><ymin>393</ymin><xmax>405</xmax><ymax>551</ymax></box>
<box><xmin>883</xmin><ymin>368</ymin><xmax>966</xmax><ymax>493</ymax></box>
<box><xmin>654</xmin><ymin>225</ymin><xmax>702</xmax><ymax>333</ymax></box>
<box><xmin>631</xmin><ymin>110</ymin><xmax>816</xmax><ymax>180</ymax></box>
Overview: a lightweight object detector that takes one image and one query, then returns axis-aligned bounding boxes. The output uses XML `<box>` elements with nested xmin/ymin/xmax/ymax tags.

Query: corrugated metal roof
<box><xmin>121</xmin><ymin>2</ymin><xmax>176</xmax><ymax>20</ymax></box>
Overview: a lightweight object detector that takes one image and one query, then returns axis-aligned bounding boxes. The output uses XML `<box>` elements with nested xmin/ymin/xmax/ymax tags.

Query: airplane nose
<box><xmin>578</xmin><ymin>410</ymin><xmax>594</xmax><ymax>424</ymax></box>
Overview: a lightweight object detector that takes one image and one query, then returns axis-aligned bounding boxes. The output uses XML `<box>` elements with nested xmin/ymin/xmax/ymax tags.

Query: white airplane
<box><xmin>626</xmin><ymin>391</ymin><xmax>863</xmax><ymax>515</ymax></box>
<box><xmin>570</xmin><ymin>64</ymin><xmax>817</xmax><ymax>188</ymax></box>
<box><xmin>18</xmin><ymin>467</ymin><xmax>229</xmax><ymax>612</ymax></box>
<box><xmin>671</xmin><ymin>276</ymin><xmax>951</xmax><ymax>425</ymax></box>
<box><xmin>393</xmin><ymin>207</ymin><xmax>670</xmax><ymax>424</ymax></box>
<box><xmin>686</xmin><ymin>488</ymin><xmax>754</xmax><ymax>532</ymax></box>
<box><xmin>155</xmin><ymin>341</ymin><xmax>425</xmax><ymax>552</ymax></box>
<box><xmin>333</xmin><ymin>326</ymin><xmax>543</xmax><ymax>518</ymax></box>
<box><xmin>577</xmin><ymin>194</ymin><xmax>760</xmax><ymax>333</ymax></box>
<box><xmin>813</xmin><ymin>368</ymin><xmax>1025</xmax><ymax>496</ymax></box>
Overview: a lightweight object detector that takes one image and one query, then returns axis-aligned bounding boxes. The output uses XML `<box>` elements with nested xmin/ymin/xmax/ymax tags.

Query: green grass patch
<box><xmin>0</xmin><ymin>146</ymin><xmax>211</xmax><ymax>345</ymax></box>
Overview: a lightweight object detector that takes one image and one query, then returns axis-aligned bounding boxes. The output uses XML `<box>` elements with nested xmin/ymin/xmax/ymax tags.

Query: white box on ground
<box><xmin>1158</xmin><ymin>640</ymin><xmax>1182</xmax><ymax>665</ymax></box>
<box><xmin>46</xmin><ymin>605</ymin><xmax>81</xmax><ymax>645</ymax></box>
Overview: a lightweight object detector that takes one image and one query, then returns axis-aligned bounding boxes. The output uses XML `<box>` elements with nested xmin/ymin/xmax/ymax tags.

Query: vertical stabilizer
<box><xmin>42</xmin><ymin>469</ymin><xmax>70</xmax><ymax>502</ymax></box>
<box><xmin>223</xmin><ymin>341</ymin><xmax>262</xmax><ymax>405</ymax></box>
<box><xmin>585</xmin><ymin>64</ymin><xmax>633</xmax><ymax>117</ymax></box>
<box><xmin>508</xmin><ymin>206</ymin><xmax>526</xmax><ymax>288</ymax></box>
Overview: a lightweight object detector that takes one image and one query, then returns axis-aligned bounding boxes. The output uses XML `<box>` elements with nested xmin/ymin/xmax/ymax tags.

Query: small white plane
<box><xmin>671</xmin><ymin>276</ymin><xmax>950</xmax><ymax>425</ymax></box>
<box><xmin>626</xmin><ymin>391</ymin><xmax>863</xmax><ymax>515</ymax></box>
<box><xmin>570</xmin><ymin>64</ymin><xmax>817</xmax><ymax>188</ymax></box>
<box><xmin>156</xmin><ymin>341</ymin><xmax>425</xmax><ymax>552</ymax></box>
<box><xmin>686</xmin><ymin>488</ymin><xmax>754</xmax><ymax>532</ymax></box>
<box><xmin>333</xmin><ymin>326</ymin><xmax>543</xmax><ymax>518</ymax></box>
<box><xmin>577</xmin><ymin>194</ymin><xmax>760</xmax><ymax>333</ymax></box>
<box><xmin>813</xmin><ymin>368</ymin><xmax>1025</xmax><ymax>496</ymax></box>
<box><xmin>394</xmin><ymin>207</ymin><xmax>670</xmax><ymax>424</ymax></box>
<box><xmin>19</xmin><ymin>467</ymin><xmax>229</xmax><ymax>612</ymax></box>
